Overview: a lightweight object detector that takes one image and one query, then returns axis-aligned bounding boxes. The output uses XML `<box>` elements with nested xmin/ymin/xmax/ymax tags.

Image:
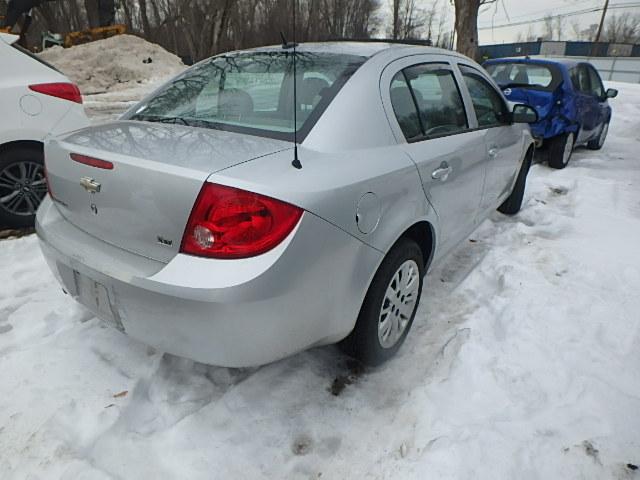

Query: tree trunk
<box><xmin>139</xmin><ymin>0</ymin><xmax>152</xmax><ymax>37</ymax></box>
<box><xmin>392</xmin><ymin>0</ymin><xmax>400</xmax><ymax>39</ymax></box>
<box><xmin>454</xmin><ymin>0</ymin><xmax>480</xmax><ymax>60</ymax></box>
<box><xmin>85</xmin><ymin>0</ymin><xmax>100</xmax><ymax>28</ymax></box>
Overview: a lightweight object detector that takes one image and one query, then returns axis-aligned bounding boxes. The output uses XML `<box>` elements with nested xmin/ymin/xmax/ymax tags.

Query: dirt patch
<box><xmin>0</xmin><ymin>228</ymin><xmax>35</xmax><ymax>240</ymax></box>
<box><xmin>329</xmin><ymin>359</ymin><xmax>365</xmax><ymax>397</ymax></box>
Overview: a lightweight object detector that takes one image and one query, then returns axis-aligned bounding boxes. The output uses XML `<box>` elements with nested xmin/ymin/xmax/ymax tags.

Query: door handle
<box><xmin>431</xmin><ymin>164</ymin><xmax>453</xmax><ymax>182</ymax></box>
<box><xmin>488</xmin><ymin>147</ymin><xmax>499</xmax><ymax>158</ymax></box>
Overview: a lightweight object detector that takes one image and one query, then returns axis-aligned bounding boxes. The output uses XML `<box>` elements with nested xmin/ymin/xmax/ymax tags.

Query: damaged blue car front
<box><xmin>484</xmin><ymin>57</ymin><xmax>618</xmax><ymax>169</ymax></box>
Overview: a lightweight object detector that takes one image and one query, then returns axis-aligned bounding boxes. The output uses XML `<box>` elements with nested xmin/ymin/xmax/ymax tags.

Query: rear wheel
<box><xmin>548</xmin><ymin>132</ymin><xmax>575</xmax><ymax>169</ymax></box>
<box><xmin>0</xmin><ymin>146</ymin><xmax>47</xmax><ymax>228</ymax></box>
<box><xmin>587</xmin><ymin>122</ymin><xmax>609</xmax><ymax>150</ymax></box>
<box><xmin>340</xmin><ymin>238</ymin><xmax>424</xmax><ymax>366</ymax></box>
<box><xmin>498</xmin><ymin>147</ymin><xmax>533</xmax><ymax>215</ymax></box>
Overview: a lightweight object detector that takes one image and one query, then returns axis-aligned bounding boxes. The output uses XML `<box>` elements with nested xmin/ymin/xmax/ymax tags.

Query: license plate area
<box><xmin>74</xmin><ymin>271</ymin><xmax>125</xmax><ymax>332</ymax></box>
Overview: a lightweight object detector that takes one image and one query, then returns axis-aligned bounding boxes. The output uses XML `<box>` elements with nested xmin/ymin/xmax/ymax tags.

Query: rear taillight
<box><xmin>70</xmin><ymin>153</ymin><xmax>114</xmax><ymax>170</ymax></box>
<box><xmin>180</xmin><ymin>183</ymin><xmax>303</xmax><ymax>259</ymax></box>
<box><xmin>29</xmin><ymin>83</ymin><xmax>83</xmax><ymax>104</ymax></box>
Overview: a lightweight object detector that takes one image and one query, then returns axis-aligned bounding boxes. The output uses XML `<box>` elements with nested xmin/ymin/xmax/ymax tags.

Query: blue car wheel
<box><xmin>588</xmin><ymin>122</ymin><xmax>609</xmax><ymax>150</ymax></box>
<box><xmin>548</xmin><ymin>132</ymin><xmax>575</xmax><ymax>169</ymax></box>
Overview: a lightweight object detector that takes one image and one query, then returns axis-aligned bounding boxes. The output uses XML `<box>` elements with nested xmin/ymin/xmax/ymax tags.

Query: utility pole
<box><xmin>592</xmin><ymin>0</ymin><xmax>610</xmax><ymax>56</ymax></box>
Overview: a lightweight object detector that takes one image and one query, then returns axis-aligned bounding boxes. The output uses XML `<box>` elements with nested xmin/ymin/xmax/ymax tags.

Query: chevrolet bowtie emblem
<box><xmin>80</xmin><ymin>176</ymin><xmax>101</xmax><ymax>193</ymax></box>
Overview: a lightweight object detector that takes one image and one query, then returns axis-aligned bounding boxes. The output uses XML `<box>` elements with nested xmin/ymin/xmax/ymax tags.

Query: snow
<box><xmin>39</xmin><ymin>34</ymin><xmax>186</xmax><ymax>122</ymax></box>
<box><xmin>1</xmin><ymin>81</ymin><xmax>640</xmax><ymax>479</ymax></box>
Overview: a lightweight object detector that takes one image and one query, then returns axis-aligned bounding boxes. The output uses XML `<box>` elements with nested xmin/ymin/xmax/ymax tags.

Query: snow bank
<box><xmin>39</xmin><ymin>34</ymin><xmax>185</xmax><ymax>95</ymax></box>
<box><xmin>1</xmin><ymin>82</ymin><xmax>639</xmax><ymax>479</ymax></box>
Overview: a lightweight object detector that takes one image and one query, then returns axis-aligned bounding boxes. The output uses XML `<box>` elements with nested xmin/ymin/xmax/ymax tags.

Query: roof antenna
<box><xmin>282</xmin><ymin>0</ymin><xmax>302</xmax><ymax>169</ymax></box>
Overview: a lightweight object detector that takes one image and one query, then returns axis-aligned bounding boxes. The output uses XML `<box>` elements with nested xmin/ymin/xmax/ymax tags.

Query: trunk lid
<box><xmin>45</xmin><ymin>121</ymin><xmax>290</xmax><ymax>262</ymax></box>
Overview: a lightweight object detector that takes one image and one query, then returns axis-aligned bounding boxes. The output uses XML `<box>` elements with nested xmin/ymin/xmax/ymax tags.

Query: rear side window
<box><xmin>390</xmin><ymin>73</ymin><xmax>422</xmax><ymax>141</ymax></box>
<box><xmin>460</xmin><ymin>65</ymin><xmax>510</xmax><ymax>128</ymax></box>
<box><xmin>390</xmin><ymin>63</ymin><xmax>468</xmax><ymax>142</ymax></box>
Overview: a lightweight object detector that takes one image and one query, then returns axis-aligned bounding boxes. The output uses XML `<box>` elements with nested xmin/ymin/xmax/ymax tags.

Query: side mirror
<box><xmin>606</xmin><ymin>88</ymin><xmax>618</xmax><ymax>99</ymax></box>
<box><xmin>512</xmin><ymin>104</ymin><xmax>538</xmax><ymax>124</ymax></box>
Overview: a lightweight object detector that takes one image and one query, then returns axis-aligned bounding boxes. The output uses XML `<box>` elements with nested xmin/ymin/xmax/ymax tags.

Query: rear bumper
<box><xmin>36</xmin><ymin>197</ymin><xmax>382</xmax><ymax>367</ymax></box>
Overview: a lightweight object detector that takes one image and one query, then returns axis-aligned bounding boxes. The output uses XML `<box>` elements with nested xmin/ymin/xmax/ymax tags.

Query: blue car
<box><xmin>484</xmin><ymin>58</ymin><xmax>618</xmax><ymax>169</ymax></box>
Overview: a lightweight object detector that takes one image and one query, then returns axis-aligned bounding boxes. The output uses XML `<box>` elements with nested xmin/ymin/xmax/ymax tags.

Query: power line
<box><xmin>478</xmin><ymin>2</ymin><xmax>640</xmax><ymax>30</ymax></box>
<box><xmin>483</xmin><ymin>0</ymin><xmax>596</xmax><ymax>24</ymax></box>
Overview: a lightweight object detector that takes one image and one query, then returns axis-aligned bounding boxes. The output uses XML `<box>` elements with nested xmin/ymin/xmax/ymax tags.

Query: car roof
<box><xmin>221</xmin><ymin>41</ymin><xmax>463</xmax><ymax>60</ymax></box>
<box><xmin>0</xmin><ymin>32</ymin><xmax>19</xmax><ymax>45</ymax></box>
<box><xmin>484</xmin><ymin>57</ymin><xmax>580</xmax><ymax>69</ymax></box>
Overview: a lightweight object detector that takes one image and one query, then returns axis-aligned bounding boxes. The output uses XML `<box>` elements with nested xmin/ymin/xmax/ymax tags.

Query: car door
<box><xmin>586</xmin><ymin>64</ymin><xmax>609</xmax><ymax>133</ymax></box>
<box><xmin>457</xmin><ymin>64</ymin><xmax>522</xmax><ymax>212</ymax></box>
<box><xmin>381</xmin><ymin>57</ymin><xmax>487</xmax><ymax>254</ymax></box>
<box><xmin>571</xmin><ymin>64</ymin><xmax>599</xmax><ymax>142</ymax></box>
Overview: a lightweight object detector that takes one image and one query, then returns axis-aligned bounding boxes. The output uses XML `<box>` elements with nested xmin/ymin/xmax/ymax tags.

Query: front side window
<box><xmin>587</xmin><ymin>66</ymin><xmax>605</xmax><ymax>98</ymax></box>
<box><xmin>126</xmin><ymin>51</ymin><xmax>366</xmax><ymax>141</ymax></box>
<box><xmin>460</xmin><ymin>65</ymin><xmax>510</xmax><ymax>128</ymax></box>
<box><xmin>390</xmin><ymin>63</ymin><xmax>467</xmax><ymax>141</ymax></box>
<box><xmin>571</xmin><ymin>66</ymin><xmax>591</xmax><ymax>94</ymax></box>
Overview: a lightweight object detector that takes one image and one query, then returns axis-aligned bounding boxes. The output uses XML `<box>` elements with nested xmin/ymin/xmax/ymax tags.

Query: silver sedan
<box><xmin>37</xmin><ymin>42</ymin><xmax>536</xmax><ymax>367</ymax></box>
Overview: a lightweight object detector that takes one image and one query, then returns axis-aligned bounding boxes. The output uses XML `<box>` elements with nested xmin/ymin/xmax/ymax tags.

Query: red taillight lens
<box><xmin>181</xmin><ymin>183</ymin><xmax>303</xmax><ymax>259</ymax></box>
<box><xmin>29</xmin><ymin>83</ymin><xmax>83</xmax><ymax>104</ymax></box>
<box><xmin>70</xmin><ymin>153</ymin><xmax>114</xmax><ymax>170</ymax></box>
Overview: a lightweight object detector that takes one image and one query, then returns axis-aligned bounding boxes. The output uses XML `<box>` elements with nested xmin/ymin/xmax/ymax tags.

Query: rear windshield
<box><xmin>126</xmin><ymin>51</ymin><xmax>366</xmax><ymax>141</ymax></box>
<box><xmin>485</xmin><ymin>62</ymin><xmax>558</xmax><ymax>91</ymax></box>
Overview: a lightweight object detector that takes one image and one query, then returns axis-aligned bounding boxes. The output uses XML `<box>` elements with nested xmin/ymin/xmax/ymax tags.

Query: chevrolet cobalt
<box><xmin>37</xmin><ymin>43</ymin><xmax>537</xmax><ymax>367</ymax></box>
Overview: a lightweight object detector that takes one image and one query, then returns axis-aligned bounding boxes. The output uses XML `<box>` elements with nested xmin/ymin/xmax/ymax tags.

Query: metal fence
<box><xmin>535</xmin><ymin>56</ymin><xmax>640</xmax><ymax>84</ymax></box>
<box><xmin>480</xmin><ymin>41</ymin><xmax>640</xmax><ymax>60</ymax></box>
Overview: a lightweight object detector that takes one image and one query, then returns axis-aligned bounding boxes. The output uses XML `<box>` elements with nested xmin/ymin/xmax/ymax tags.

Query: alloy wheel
<box><xmin>0</xmin><ymin>161</ymin><xmax>47</xmax><ymax>216</ymax></box>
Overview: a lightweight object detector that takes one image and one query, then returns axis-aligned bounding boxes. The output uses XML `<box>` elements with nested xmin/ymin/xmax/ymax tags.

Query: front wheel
<box><xmin>587</xmin><ymin>122</ymin><xmax>609</xmax><ymax>150</ymax></box>
<box><xmin>548</xmin><ymin>132</ymin><xmax>575</xmax><ymax>169</ymax></box>
<box><xmin>340</xmin><ymin>238</ymin><xmax>424</xmax><ymax>366</ymax></box>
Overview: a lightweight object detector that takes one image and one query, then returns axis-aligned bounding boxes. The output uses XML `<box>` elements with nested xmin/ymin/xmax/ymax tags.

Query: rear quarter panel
<box><xmin>0</xmin><ymin>40</ymin><xmax>89</xmax><ymax>146</ymax></box>
<box><xmin>211</xmin><ymin>145</ymin><xmax>437</xmax><ymax>258</ymax></box>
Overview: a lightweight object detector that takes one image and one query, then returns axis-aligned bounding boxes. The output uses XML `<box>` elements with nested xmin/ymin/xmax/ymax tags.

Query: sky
<box><xmin>377</xmin><ymin>0</ymin><xmax>640</xmax><ymax>45</ymax></box>
<box><xmin>476</xmin><ymin>0</ymin><xmax>640</xmax><ymax>44</ymax></box>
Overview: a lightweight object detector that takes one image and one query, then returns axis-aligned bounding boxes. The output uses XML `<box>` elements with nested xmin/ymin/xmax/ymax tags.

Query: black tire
<box><xmin>340</xmin><ymin>238</ymin><xmax>424</xmax><ymax>366</ymax></box>
<box><xmin>548</xmin><ymin>132</ymin><xmax>575</xmax><ymax>169</ymax></box>
<box><xmin>587</xmin><ymin>122</ymin><xmax>609</xmax><ymax>150</ymax></box>
<box><xmin>0</xmin><ymin>146</ymin><xmax>46</xmax><ymax>228</ymax></box>
<box><xmin>498</xmin><ymin>147</ymin><xmax>533</xmax><ymax>215</ymax></box>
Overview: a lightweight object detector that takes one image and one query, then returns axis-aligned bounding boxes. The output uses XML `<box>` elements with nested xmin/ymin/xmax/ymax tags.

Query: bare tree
<box><xmin>603</xmin><ymin>12</ymin><xmax>640</xmax><ymax>43</ymax></box>
<box><xmin>25</xmin><ymin>0</ymin><xmax>378</xmax><ymax>60</ymax></box>
<box><xmin>515</xmin><ymin>24</ymin><xmax>537</xmax><ymax>43</ymax></box>
<box><xmin>390</xmin><ymin>0</ymin><xmax>424</xmax><ymax>39</ymax></box>
<box><xmin>452</xmin><ymin>0</ymin><xmax>496</xmax><ymax>59</ymax></box>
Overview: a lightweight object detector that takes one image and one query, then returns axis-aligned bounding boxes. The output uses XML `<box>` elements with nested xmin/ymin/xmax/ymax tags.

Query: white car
<box><xmin>0</xmin><ymin>32</ymin><xmax>89</xmax><ymax>227</ymax></box>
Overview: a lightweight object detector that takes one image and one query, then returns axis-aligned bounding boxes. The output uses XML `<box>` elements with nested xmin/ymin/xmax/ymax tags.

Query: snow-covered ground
<box><xmin>1</xmin><ymin>81</ymin><xmax>639</xmax><ymax>479</ymax></box>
